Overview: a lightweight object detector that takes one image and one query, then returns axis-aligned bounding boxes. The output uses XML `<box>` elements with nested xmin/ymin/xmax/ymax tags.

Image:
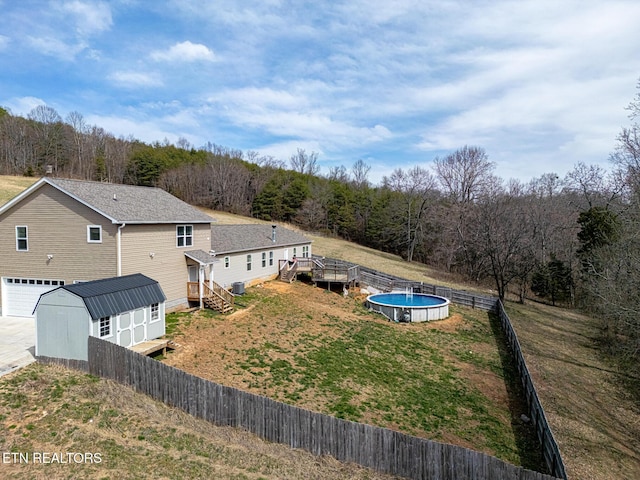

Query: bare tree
<box><xmin>432</xmin><ymin>146</ymin><xmax>496</xmax><ymax>280</ymax></box>
<box><xmin>477</xmin><ymin>189</ymin><xmax>536</xmax><ymax>301</ymax></box>
<box><xmin>433</xmin><ymin>146</ymin><xmax>494</xmax><ymax>204</ymax></box>
<box><xmin>65</xmin><ymin>111</ymin><xmax>89</xmax><ymax>178</ymax></box>
<box><xmin>351</xmin><ymin>159</ymin><xmax>371</xmax><ymax>188</ymax></box>
<box><xmin>289</xmin><ymin>148</ymin><xmax>320</xmax><ymax>175</ymax></box>
<box><xmin>564</xmin><ymin>162</ymin><xmax>622</xmax><ymax>209</ymax></box>
<box><xmin>295</xmin><ymin>197</ymin><xmax>327</xmax><ymax>231</ymax></box>
<box><xmin>327</xmin><ymin>165</ymin><xmax>349</xmax><ymax>182</ymax></box>
<box><xmin>250</xmin><ymin>152</ymin><xmax>286</xmax><ymax>170</ymax></box>
<box><xmin>382</xmin><ymin>166</ymin><xmax>437</xmax><ymax>262</ymax></box>
<box><xmin>28</xmin><ymin>105</ymin><xmax>65</xmax><ymax>173</ymax></box>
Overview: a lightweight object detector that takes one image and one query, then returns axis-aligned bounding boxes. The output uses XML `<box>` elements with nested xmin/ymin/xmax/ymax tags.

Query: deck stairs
<box><xmin>202</xmin><ymin>282</ymin><xmax>234</xmax><ymax>314</ymax></box>
<box><xmin>279</xmin><ymin>261</ymin><xmax>298</xmax><ymax>283</ymax></box>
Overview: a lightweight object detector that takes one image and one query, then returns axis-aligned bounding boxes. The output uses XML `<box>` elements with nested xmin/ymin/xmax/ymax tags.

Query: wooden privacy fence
<box><xmin>495</xmin><ymin>301</ymin><xmax>567</xmax><ymax>480</ymax></box>
<box><xmin>87</xmin><ymin>336</ymin><xmax>558</xmax><ymax>480</ymax></box>
<box><xmin>331</xmin><ymin>258</ymin><xmax>566</xmax><ymax>480</ymax></box>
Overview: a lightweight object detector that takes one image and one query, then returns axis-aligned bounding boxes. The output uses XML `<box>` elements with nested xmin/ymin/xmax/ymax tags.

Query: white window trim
<box><xmin>16</xmin><ymin>225</ymin><xmax>28</xmax><ymax>251</ymax></box>
<box><xmin>247</xmin><ymin>254</ymin><xmax>252</xmax><ymax>271</ymax></box>
<box><xmin>224</xmin><ymin>256</ymin><xmax>230</xmax><ymax>269</ymax></box>
<box><xmin>269</xmin><ymin>251</ymin><xmax>274</xmax><ymax>266</ymax></box>
<box><xmin>150</xmin><ymin>303</ymin><xmax>160</xmax><ymax>323</ymax></box>
<box><xmin>176</xmin><ymin>225</ymin><xmax>194</xmax><ymax>248</ymax></box>
<box><xmin>99</xmin><ymin>316</ymin><xmax>111</xmax><ymax>337</ymax></box>
<box><xmin>87</xmin><ymin>225</ymin><xmax>102</xmax><ymax>243</ymax></box>
<box><xmin>262</xmin><ymin>252</ymin><xmax>266</xmax><ymax>268</ymax></box>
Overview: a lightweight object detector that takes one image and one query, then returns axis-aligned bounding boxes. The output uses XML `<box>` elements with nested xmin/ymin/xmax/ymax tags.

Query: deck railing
<box><xmin>187</xmin><ymin>281</ymin><xmax>235</xmax><ymax>307</ymax></box>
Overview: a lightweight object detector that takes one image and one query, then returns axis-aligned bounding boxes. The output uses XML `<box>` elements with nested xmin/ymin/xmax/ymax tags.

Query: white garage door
<box><xmin>2</xmin><ymin>277</ymin><xmax>65</xmax><ymax>317</ymax></box>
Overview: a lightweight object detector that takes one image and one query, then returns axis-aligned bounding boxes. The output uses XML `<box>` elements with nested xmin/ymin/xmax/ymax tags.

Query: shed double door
<box><xmin>117</xmin><ymin>310</ymin><xmax>147</xmax><ymax>347</ymax></box>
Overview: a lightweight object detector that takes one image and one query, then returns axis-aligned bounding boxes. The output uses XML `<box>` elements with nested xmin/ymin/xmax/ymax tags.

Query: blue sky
<box><xmin>1</xmin><ymin>0</ymin><xmax>639</xmax><ymax>185</ymax></box>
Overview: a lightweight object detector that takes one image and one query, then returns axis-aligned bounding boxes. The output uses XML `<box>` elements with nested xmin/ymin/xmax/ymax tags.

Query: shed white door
<box><xmin>117</xmin><ymin>310</ymin><xmax>147</xmax><ymax>348</ymax></box>
<box><xmin>117</xmin><ymin>312</ymin><xmax>132</xmax><ymax>347</ymax></box>
<box><xmin>132</xmin><ymin>309</ymin><xmax>146</xmax><ymax>345</ymax></box>
<box><xmin>2</xmin><ymin>277</ymin><xmax>64</xmax><ymax>317</ymax></box>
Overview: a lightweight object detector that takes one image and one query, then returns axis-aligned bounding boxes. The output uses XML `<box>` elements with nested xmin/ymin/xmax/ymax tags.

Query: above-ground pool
<box><xmin>366</xmin><ymin>292</ymin><xmax>450</xmax><ymax>323</ymax></box>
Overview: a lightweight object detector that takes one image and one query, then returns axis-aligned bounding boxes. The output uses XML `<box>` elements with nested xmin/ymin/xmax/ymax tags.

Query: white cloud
<box><xmin>109</xmin><ymin>71</ymin><xmax>163</xmax><ymax>88</ymax></box>
<box><xmin>60</xmin><ymin>1</ymin><xmax>113</xmax><ymax>36</ymax></box>
<box><xmin>254</xmin><ymin>139</ymin><xmax>323</xmax><ymax>164</ymax></box>
<box><xmin>85</xmin><ymin>114</ymin><xmax>182</xmax><ymax>144</ymax></box>
<box><xmin>4</xmin><ymin>97</ymin><xmax>48</xmax><ymax>116</ymax></box>
<box><xmin>0</xmin><ymin>35</ymin><xmax>8</xmax><ymax>50</ymax></box>
<box><xmin>208</xmin><ymin>85</ymin><xmax>392</xmax><ymax>151</ymax></box>
<box><xmin>150</xmin><ymin>41</ymin><xmax>215</xmax><ymax>62</ymax></box>
<box><xmin>27</xmin><ymin>36</ymin><xmax>86</xmax><ymax>61</ymax></box>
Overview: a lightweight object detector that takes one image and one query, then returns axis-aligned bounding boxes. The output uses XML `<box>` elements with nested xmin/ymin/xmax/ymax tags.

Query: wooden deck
<box><xmin>187</xmin><ymin>281</ymin><xmax>234</xmax><ymax>313</ymax></box>
<box><xmin>129</xmin><ymin>339</ymin><xmax>173</xmax><ymax>356</ymax></box>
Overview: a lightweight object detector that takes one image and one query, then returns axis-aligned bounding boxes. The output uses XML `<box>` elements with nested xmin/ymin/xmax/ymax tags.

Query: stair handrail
<box><xmin>203</xmin><ymin>281</ymin><xmax>235</xmax><ymax>306</ymax></box>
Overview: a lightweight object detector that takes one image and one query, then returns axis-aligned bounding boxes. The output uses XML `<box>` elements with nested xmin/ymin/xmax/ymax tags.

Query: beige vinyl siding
<box><xmin>0</xmin><ymin>184</ymin><xmax>117</xmax><ymax>310</ymax></box>
<box><xmin>120</xmin><ymin>223</ymin><xmax>211</xmax><ymax>309</ymax></box>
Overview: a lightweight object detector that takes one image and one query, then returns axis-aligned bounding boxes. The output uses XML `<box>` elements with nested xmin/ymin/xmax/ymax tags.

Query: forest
<box><xmin>1</xmin><ymin>81</ymin><xmax>639</xmax><ymax>367</ymax></box>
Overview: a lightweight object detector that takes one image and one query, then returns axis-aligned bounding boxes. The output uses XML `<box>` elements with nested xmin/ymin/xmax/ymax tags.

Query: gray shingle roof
<box><xmin>46</xmin><ymin>178</ymin><xmax>213</xmax><ymax>224</ymax></box>
<box><xmin>59</xmin><ymin>273</ymin><xmax>166</xmax><ymax>320</ymax></box>
<box><xmin>211</xmin><ymin>224</ymin><xmax>311</xmax><ymax>254</ymax></box>
<box><xmin>184</xmin><ymin>249</ymin><xmax>216</xmax><ymax>265</ymax></box>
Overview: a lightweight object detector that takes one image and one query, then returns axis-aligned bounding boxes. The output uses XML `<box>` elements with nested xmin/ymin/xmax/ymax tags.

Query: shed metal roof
<box><xmin>53</xmin><ymin>274</ymin><xmax>166</xmax><ymax>320</ymax></box>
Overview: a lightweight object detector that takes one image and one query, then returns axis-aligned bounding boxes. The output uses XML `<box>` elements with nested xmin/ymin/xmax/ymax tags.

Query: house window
<box><xmin>99</xmin><ymin>316</ymin><xmax>111</xmax><ymax>337</ymax></box>
<box><xmin>293</xmin><ymin>247</ymin><xmax>297</xmax><ymax>257</ymax></box>
<box><xmin>269</xmin><ymin>251</ymin><xmax>274</xmax><ymax>266</ymax></box>
<box><xmin>302</xmin><ymin>245</ymin><xmax>309</xmax><ymax>258</ymax></box>
<box><xmin>262</xmin><ymin>252</ymin><xmax>266</xmax><ymax>268</ymax></box>
<box><xmin>150</xmin><ymin>303</ymin><xmax>159</xmax><ymax>322</ymax></box>
<box><xmin>16</xmin><ymin>226</ymin><xmax>28</xmax><ymax>251</ymax></box>
<box><xmin>246</xmin><ymin>254</ymin><xmax>252</xmax><ymax>271</ymax></box>
<box><xmin>87</xmin><ymin>225</ymin><xmax>102</xmax><ymax>243</ymax></box>
<box><xmin>176</xmin><ymin>225</ymin><xmax>193</xmax><ymax>247</ymax></box>
<box><xmin>224</xmin><ymin>256</ymin><xmax>230</xmax><ymax>269</ymax></box>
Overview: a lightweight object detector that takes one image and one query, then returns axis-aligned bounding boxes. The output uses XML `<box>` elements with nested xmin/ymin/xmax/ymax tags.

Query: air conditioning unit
<box><xmin>232</xmin><ymin>282</ymin><xmax>245</xmax><ymax>295</ymax></box>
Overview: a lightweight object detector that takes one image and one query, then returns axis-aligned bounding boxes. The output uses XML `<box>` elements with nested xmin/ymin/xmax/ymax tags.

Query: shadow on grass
<box><xmin>488</xmin><ymin>312</ymin><xmax>549</xmax><ymax>474</ymax></box>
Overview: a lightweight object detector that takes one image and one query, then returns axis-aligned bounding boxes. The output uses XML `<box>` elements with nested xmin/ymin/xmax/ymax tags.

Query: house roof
<box><xmin>35</xmin><ymin>274</ymin><xmax>166</xmax><ymax>320</ymax></box>
<box><xmin>211</xmin><ymin>224</ymin><xmax>311</xmax><ymax>255</ymax></box>
<box><xmin>0</xmin><ymin>177</ymin><xmax>213</xmax><ymax>224</ymax></box>
<box><xmin>184</xmin><ymin>250</ymin><xmax>217</xmax><ymax>265</ymax></box>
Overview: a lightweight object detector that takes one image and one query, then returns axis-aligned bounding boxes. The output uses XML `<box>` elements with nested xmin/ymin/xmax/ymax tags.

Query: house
<box><xmin>33</xmin><ymin>274</ymin><xmax>166</xmax><ymax>361</ymax></box>
<box><xmin>207</xmin><ymin>224</ymin><xmax>312</xmax><ymax>290</ymax></box>
<box><xmin>0</xmin><ymin>177</ymin><xmax>213</xmax><ymax>317</ymax></box>
<box><xmin>0</xmin><ymin>177</ymin><xmax>313</xmax><ymax>318</ymax></box>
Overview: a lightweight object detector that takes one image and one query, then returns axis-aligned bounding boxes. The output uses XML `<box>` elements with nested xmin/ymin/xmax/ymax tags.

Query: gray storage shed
<box><xmin>34</xmin><ymin>274</ymin><xmax>166</xmax><ymax>361</ymax></box>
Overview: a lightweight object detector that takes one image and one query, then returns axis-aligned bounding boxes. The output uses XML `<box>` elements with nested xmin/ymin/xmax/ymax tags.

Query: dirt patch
<box><xmin>426</xmin><ymin>312</ymin><xmax>465</xmax><ymax>333</ymax></box>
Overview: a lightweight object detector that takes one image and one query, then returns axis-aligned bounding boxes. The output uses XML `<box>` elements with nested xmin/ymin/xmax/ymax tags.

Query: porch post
<box><xmin>199</xmin><ymin>265</ymin><xmax>205</xmax><ymax>309</ymax></box>
<box><xmin>209</xmin><ymin>263</ymin><xmax>214</xmax><ymax>291</ymax></box>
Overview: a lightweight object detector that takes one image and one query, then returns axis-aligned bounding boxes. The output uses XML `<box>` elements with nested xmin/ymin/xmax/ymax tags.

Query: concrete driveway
<box><xmin>0</xmin><ymin>316</ymin><xmax>36</xmax><ymax>378</ymax></box>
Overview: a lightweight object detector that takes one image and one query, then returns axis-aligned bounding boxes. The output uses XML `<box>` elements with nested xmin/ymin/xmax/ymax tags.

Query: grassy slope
<box><xmin>0</xmin><ymin>176</ymin><xmax>38</xmax><ymax>205</ymax></box>
<box><xmin>164</xmin><ymin>281</ymin><xmax>541</xmax><ymax>469</ymax></box>
<box><xmin>2</xmin><ymin>175</ymin><xmax>638</xmax><ymax>479</ymax></box>
<box><xmin>0</xmin><ymin>364</ymin><xmax>398</xmax><ymax>480</ymax></box>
